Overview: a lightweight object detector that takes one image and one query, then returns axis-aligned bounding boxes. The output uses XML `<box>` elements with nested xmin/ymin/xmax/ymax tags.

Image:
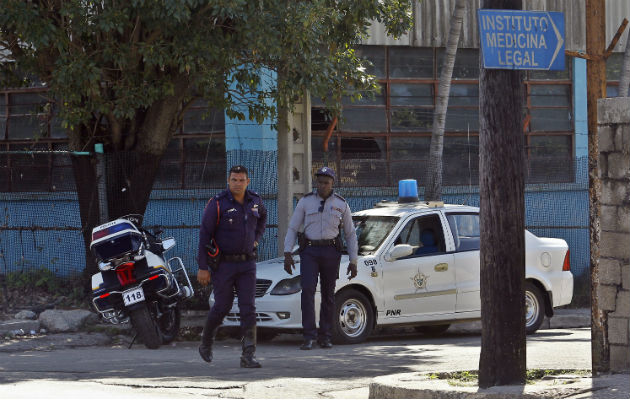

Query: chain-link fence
<box><xmin>0</xmin><ymin>150</ymin><xmax>275</xmax><ymax>281</ymax></box>
<box><xmin>1</xmin><ymin>151</ymin><xmax>589</xmax><ymax>304</ymax></box>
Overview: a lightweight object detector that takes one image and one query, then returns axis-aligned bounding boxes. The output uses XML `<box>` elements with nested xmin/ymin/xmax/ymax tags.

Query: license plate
<box><xmin>122</xmin><ymin>287</ymin><xmax>145</xmax><ymax>306</ymax></box>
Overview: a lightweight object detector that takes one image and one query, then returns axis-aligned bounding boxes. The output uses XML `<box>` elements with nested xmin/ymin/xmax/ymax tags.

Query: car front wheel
<box><xmin>525</xmin><ymin>282</ymin><xmax>545</xmax><ymax>334</ymax></box>
<box><xmin>332</xmin><ymin>289</ymin><xmax>374</xmax><ymax>344</ymax></box>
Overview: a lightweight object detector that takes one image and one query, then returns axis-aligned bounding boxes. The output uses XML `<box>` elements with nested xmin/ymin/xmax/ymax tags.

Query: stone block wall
<box><xmin>598</xmin><ymin>97</ymin><xmax>630</xmax><ymax>372</ymax></box>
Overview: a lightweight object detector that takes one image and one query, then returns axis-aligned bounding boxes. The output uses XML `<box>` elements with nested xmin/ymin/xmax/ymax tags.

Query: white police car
<box><xmin>215</xmin><ymin>183</ymin><xmax>574</xmax><ymax>344</ymax></box>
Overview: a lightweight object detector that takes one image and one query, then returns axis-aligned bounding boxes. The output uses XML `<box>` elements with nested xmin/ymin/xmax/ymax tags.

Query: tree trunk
<box><xmin>618</xmin><ymin>32</ymin><xmax>630</xmax><ymax>97</ymax></box>
<box><xmin>478</xmin><ymin>0</ymin><xmax>526</xmax><ymax>388</ymax></box>
<box><xmin>68</xmin><ymin>74</ymin><xmax>189</xmax><ymax>277</ymax></box>
<box><xmin>424</xmin><ymin>0</ymin><xmax>466</xmax><ymax>201</ymax></box>
<box><xmin>70</xmin><ymin>152</ymin><xmax>101</xmax><ymax>278</ymax></box>
<box><xmin>104</xmin><ymin>151</ymin><xmax>163</xmax><ymax>221</ymax></box>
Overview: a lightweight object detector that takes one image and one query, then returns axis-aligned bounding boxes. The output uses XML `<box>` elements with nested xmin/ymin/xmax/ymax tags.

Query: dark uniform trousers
<box><xmin>206</xmin><ymin>260</ymin><xmax>257</xmax><ymax>330</ymax></box>
<box><xmin>299</xmin><ymin>245</ymin><xmax>341</xmax><ymax>341</ymax></box>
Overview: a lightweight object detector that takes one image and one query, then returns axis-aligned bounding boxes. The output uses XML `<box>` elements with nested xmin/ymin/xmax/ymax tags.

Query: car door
<box><xmin>445</xmin><ymin>212</ymin><xmax>481</xmax><ymax>313</ymax></box>
<box><xmin>381</xmin><ymin>212</ymin><xmax>456</xmax><ymax>320</ymax></box>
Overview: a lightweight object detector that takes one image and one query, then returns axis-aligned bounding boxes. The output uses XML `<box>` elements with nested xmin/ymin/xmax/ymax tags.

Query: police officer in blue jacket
<box><xmin>283</xmin><ymin>166</ymin><xmax>358</xmax><ymax>350</ymax></box>
<box><xmin>197</xmin><ymin>165</ymin><xmax>267</xmax><ymax>368</ymax></box>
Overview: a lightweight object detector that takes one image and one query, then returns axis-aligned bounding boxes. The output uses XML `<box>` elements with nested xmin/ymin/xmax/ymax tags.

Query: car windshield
<box><xmin>353</xmin><ymin>215</ymin><xmax>399</xmax><ymax>255</ymax></box>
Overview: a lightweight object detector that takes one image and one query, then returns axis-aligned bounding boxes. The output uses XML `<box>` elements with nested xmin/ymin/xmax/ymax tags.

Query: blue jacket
<box><xmin>197</xmin><ymin>189</ymin><xmax>267</xmax><ymax>270</ymax></box>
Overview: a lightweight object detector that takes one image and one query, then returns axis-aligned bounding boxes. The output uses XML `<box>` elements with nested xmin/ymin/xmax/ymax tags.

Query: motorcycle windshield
<box><xmin>92</xmin><ymin>233</ymin><xmax>143</xmax><ymax>261</ymax></box>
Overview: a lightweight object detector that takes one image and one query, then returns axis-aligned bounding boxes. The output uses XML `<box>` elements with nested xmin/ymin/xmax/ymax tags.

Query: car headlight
<box><xmin>270</xmin><ymin>276</ymin><xmax>302</xmax><ymax>295</ymax></box>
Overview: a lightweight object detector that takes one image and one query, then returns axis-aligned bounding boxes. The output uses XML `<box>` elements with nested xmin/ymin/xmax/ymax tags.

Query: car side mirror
<box><xmin>386</xmin><ymin>244</ymin><xmax>414</xmax><ymax>261</ymax></box>
<box><xmin>162</xmin><ymin>237</ymin><xmax>176</xmax><ymax>252</ymax></box>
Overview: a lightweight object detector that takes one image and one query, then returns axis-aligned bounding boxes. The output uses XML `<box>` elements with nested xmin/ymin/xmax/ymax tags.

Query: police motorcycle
<box><xmin>89</xmin><ymin>214</ymin><xmax>194</xmax><ymax>349</ymax></box>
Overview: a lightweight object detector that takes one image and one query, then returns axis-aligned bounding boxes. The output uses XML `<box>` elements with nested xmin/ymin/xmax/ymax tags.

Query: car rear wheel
<box><xmin>332</xmin><ymin>289</ymin><xmax>374</xmax><ymax>344</ymax></box>
<box><xmin>525</xmin><ymin>282</ymin><xmax>545</xmax><ymax>334</ymax></box>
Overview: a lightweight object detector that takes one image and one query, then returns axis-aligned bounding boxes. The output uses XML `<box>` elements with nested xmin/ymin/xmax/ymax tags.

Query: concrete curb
<box><xmin>2</xmin><ymin>308</ymin><xmax>590</xmax><ymax>337</ymax></box>
<box><xmin>0</xmin><ymin>332</ymin><xmax>111</xmax><ymax>353</ymax></box>
<box><xmin>0</xmin><ymin>307</ymin><xmax>592</xmax><ymax>360</ymax></box>
<box><xmin>447</xmin><ymin>308</ymin><xmax>591</xmax><ymax>334</ymax></box>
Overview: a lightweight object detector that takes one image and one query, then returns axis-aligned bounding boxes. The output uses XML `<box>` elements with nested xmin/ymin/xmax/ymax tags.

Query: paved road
<box><xmin>0</xmin><ymin>328</ymin><xmax>591</xmax><ymax>399</ymax></box>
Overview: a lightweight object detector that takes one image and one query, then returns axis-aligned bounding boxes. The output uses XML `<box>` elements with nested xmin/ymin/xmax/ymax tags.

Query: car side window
<box><xmin>394</xmin><ymin>214</ymin><xmax>445</xmax><ymax>256</ymax></box>
<box><xmin>446</xmin><ymin>213</ymin><xmax>480</xmax><ymax>251</ymax></box>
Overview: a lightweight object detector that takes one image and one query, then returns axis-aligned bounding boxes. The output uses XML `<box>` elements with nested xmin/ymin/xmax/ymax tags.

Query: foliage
<box><xmin>1</xmin><ymin>0</ymin><xmax>414</xmax><ymax>277</ymax></box>
<box><xmin>6</xmin><ymin>267</ymin><xmax>63</xmax><ymax>293</ymax></box>
<box><xmin>0</xmin><ymin>0</ymin><xmax>414</xmax><ymax>152</ymax></box>
<box><xmin>0</xmin><ymin>268</ymin><xmax>89</xmax><ymax>311</ymax></box>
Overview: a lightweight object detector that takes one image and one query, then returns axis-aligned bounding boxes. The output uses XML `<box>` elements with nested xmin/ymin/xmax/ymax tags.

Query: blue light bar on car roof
<box><xmin>398</xmin><ymin>179</ymin><xmax>419</xmax><ymax>203</ymax></box>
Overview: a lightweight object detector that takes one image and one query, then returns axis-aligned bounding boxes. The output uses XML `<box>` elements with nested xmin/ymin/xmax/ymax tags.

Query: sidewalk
<box><xmin>364</xmin><ymin>309</ymin><xmax>629</xmax><ymax>399</ymax></box>
<box><xmin>369</xmin><ymin>371</ymin><xmax>630</xmax><ymax>399</ymax></box>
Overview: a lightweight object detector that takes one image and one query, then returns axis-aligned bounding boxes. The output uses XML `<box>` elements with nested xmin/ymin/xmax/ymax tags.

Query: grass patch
<box><xmin>426</xmin><ymin>369</ymin><xmax>592</xmax><ymax>387</ymax></box>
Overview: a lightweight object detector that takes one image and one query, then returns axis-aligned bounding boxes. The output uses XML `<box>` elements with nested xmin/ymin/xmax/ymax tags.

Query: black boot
<box><xmin>240</xmin><ymin>326</ymin><xmax>262</xmax><ymax>368</ymax></box>
<box><xmin>199</xmin><ymin>320</ymin><xmax>219</xmax><ymax>363</ymax></box>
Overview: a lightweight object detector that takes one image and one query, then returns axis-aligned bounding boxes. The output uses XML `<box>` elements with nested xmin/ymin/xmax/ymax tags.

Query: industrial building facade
<box><xmin>1</xmin><ymin>1</ymin><xmax>629</xmax><ymax>291</ymax></box>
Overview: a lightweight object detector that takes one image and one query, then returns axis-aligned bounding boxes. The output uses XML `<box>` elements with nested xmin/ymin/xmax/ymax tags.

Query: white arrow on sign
<box><xmin>547</xmin><ymin>12</ymin><xmax>565</xmax><ymax>69</ymax></box>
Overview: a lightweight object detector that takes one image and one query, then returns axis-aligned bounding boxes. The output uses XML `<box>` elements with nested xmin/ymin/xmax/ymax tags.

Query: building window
<box><xmin>0</xmin><ymin>90</ymin><xmax>53</xmax><ymax>141</ymax></box>
<box><xmin>312</xmin><ymin>46</ymin><xmax>573</xmax><ymax>186</ymax></box>
<box><xmin>606</xmin><ymin>53</ymin><xmax>626</xmax><ymax>97</ymax></box>
<box><xmin>0</xmin><ymin>89</ymin><xmax>226</xmax><ymax>192</ymax></box>
<box><xmin>154</xmin><ymin>135</ymin><xmax>226</xmax><ymax>189</ymax></box>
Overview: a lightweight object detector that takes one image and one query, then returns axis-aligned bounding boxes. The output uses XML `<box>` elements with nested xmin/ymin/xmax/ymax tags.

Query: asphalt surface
<box><xmin>0</xmin><ymin>308</ymin><xmax>628</xmax><ymax>398</ymax></box>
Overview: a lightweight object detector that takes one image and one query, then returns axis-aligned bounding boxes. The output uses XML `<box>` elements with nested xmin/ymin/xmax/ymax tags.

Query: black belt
<box><xmin>306</xmin><ymin>238</ymin><xmax>337</xmax><ymax>247</ymax></box>
<box><xmin>222</xmin><ymin>253</ymin><xmax>256</xmax><ymax>262</ymax></box>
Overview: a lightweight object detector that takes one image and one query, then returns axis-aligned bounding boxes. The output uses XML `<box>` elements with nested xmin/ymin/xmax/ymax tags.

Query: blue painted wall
<box><xmin>0</xmin><ymin>180</ymin><xmax>589</xmax><ymax>279</ymax></box>
<box><xmin>0</xmin><ymin>190</ymin><xmax>279</xmax><ymax>277</ymax></box>
<box><xmin>224</xmin><ymin>68</ymin><xmax>278</xmax><ymax>195</ymax></box>
<box><xmin>574</xmin><ymin>57</ymin><xmax>588</xmax><ymax>159</ymax></box>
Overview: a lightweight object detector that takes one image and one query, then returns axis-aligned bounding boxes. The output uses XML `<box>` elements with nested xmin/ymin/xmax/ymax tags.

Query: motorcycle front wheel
<box><xmin>129</xmin><ymin>304</ymin><xmax>162</xmax><ymax>349</ymax></box>
<box><xmin>158</xmin><ymin>303</ymin><xmax>181</xmax><ymax>344</ymax></box>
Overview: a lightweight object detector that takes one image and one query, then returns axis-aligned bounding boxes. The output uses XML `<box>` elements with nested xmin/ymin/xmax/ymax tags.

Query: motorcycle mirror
<box><xmin>153</xmin><ymin>228</ymin><xmax>164</xmax><ymax>236</ymax></box>
<box><xmin>162</xmin><ymin>237</ymin><xmax>176</xmax><ymax>252</ymax></box>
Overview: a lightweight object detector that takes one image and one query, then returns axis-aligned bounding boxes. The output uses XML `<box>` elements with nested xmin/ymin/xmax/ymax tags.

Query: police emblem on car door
<box><xmin>382</xmin><ymin>213</ymin><xmax>456</xmax><ymax>320</ymax></box>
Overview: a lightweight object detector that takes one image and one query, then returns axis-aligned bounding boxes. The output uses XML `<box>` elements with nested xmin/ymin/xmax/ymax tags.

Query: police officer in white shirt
<box><xmin>283</xmin><ymin>166</ymin><xmax>358</xmax><ymax>350</ymax></box>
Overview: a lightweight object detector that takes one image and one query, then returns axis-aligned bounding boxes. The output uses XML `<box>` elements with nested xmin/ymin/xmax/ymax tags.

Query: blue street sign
<box><xmin>478</xmin><ymin>9</ymin><xmax>565</xmax><ymax>70</ymax></box>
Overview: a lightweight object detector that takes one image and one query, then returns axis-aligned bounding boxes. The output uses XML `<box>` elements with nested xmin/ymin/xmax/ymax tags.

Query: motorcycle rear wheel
<box><xmin>130</xmin><ymin>305</ymin><xmax>162</xmax><ymax>349</ymax></box>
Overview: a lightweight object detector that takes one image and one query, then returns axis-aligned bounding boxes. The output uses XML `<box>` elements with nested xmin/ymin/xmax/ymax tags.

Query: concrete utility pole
<box><xmin>277</xmin><ymin>94</ymin><xmax>312</xmax><ymax>257</ymax></box>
